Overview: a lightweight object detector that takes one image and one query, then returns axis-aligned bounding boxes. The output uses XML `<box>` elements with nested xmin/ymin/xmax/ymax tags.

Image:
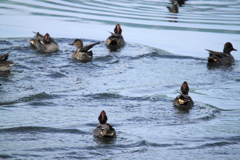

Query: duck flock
<box><xmin>0</xmin><ymin>0</ymin><xmax>238</xmax><ymax>139</ymax></box>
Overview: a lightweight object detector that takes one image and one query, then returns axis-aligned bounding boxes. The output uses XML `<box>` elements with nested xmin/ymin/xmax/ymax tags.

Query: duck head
<box><xmin>223</xmin><ymin>42</ymin><xmax>237</xmax><ymax>54</ymax></box>
<box><xmin>69</xmin><ymin>39</ymin><xmax>83</xmax><ymax>49</ymax></box>
<box><xmin>114</xmin><ymin>24</ymin><xmax>122</xmax><ymax>34</ymax></box>
<box><xmin>181</xmin><ymin>81</ymin><xmax>189</xmax><ymax>95</ymax></box>
<box><xmin>43</xmin><ymin>33</ymin><xmax>51</xmax><ymax>44</ymax></box>
<box><xmin>98</xmin><ymin>110</ymin><xmax>108</xmax><ymax>124</ymax></box>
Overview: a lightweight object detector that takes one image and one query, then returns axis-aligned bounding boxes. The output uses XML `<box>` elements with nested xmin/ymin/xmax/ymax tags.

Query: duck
<box><xmin>173</xmin><ymin>81</ymin><xmax>194</xmax><ymax>111</ymax></box>
<box><xmin>0</xmin><ymin>82</ymin><xmax>2</xmax><ymax>86</ymax></box>
<box><xmin>105</xmin><ymin>24</ymin><xmax>125</xmax><ymax>50</ymax></box>
<box><xmin>206</xmin><ymin>42</ymin><xmax>237</xmax><ymax>64</ymax></box>
<box><xmin>69</xmin><ymin>39</ymin><xmax>100</xmax><ymax>63</ymax></box>
<box><xmin>167</xmin><ymin>0</ymin><xmax>179</xmax><ymax>13</ymax></box>
<box><xmin>0</xmin><ymin>52</ymin><xmax>17</xmax><ymax>72</ymax></box>
<box><xmin>29</xmin><ymin>32</ymin><xmax>59</xmax><ymax>53</ymax></box>
<box><xmin>93</xmin><ymin>110</ymin><xmax>116</xmax><ymax>138</ymax></box>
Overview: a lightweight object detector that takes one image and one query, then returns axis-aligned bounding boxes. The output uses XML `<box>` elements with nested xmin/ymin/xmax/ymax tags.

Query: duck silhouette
<box><xmin>0</xmin><ymin>52</ymin><xmax>17</xmax><ymax>72</ymax></box>
<box><xmin>93</xmin><ymin>110</ymin><xmax>116</xmax><ymax>138</ymax></box>
<box><xmin>30</xmin><ymin>32</ymin><xmax>59</xmax><ymax>53</ymax></box>
<box><xmin>106</xmin><ymin>24</ymin><xmax>125</xmax><ymax>51</ymax></box>
<box><xmin>206</xmin><ymin>42</ymin><xmax>237</xmax><ymax>64</ymax></box>
<box><xmin>173</xmin><ymin>81</ymin><xmax>194</xmax><ymax>111</ymax></box>
<box><xmin>69</xmin><ymin>39</ymin><xmax>100</xmax><ymax>63</ymax></box>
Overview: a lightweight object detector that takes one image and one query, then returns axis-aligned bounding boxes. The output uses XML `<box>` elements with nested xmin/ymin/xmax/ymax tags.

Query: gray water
<box><xmin>1</xmin><ymin>0</ymin><xmax>240</xmax><ymax>159</ymax></box>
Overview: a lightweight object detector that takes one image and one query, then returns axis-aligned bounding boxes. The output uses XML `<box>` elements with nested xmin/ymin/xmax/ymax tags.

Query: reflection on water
<box><xmin>168</xmin><ymin>16</ymin><xmax>178</xmax><ymax>22</ymax></box>
<box><xmin>93</xmin><ymin>137</ymin><xmax>116</xmax><ymax>144</ymax></box>
<box><xmin>207</xmin><ymin>62</ymin><xmax>235</xmax><ymax>71</ymax></box>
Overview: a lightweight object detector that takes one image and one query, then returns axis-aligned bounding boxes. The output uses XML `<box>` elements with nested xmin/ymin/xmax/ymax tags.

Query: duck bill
<box><xmin>68</xmin><ymin>43</ymin><xmax>74</xmax><ymax>45</ymax></box>
<box><xmin>233</xmin><ymin>48</ymin><xmax>237</xmax><ymax>51</ymax></box>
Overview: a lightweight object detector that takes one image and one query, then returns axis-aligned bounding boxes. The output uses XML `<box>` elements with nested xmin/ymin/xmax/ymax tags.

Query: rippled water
<box><xmin>1</xmin><ymin>0</ymin><xmax>240</xmax><ymax>159</ymax></box>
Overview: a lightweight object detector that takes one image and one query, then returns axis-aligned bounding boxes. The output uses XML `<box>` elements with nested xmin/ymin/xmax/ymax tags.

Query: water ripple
<box><xmin>1</xmin><ymin>0</ymin><xmax>240</xmax><ymax>33</ymax></box>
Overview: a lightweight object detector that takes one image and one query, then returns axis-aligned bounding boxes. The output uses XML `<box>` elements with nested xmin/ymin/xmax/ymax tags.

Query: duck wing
<box><xmin>206</xmin><ymin>49</ymin><xmax>230</xmax><ymax>57</ymax></box>
<box><xmin>34</xmin><ymin>32</ymin><xmax>45</xmax><ymax>44</ymax></box>
<box><xmin>0</xmin><ymin>52</ymin><xmax>10</xmax><ymax>62</ymax></box>
<box><xmin>34</xmin><ymin>32</ymin><xmax>44</xmax><ymax>39</ymax></box>
<box><xmin>79</xmin><ymin>42</ymin><xmax>100</xmax><ymax>52</ymax></box>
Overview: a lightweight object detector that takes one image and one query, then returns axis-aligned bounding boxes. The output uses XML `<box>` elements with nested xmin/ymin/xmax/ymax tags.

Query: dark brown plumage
<box><xmin>98</xmin><ymin>110</ymin><xmax>108</xmax><ymax>124</ymax></box>
<box><xmin>114</xmin><ymin>24</ymin><xmax>122</xmax><ymax>34</ymax></box>
<box><xmin>181</xmin><ymin>81</ymin><xmax>189</xmax><ymax>95</ymax></box>
<box><xmin>0</xmin><ymin>52</ymin><xmax>9</xmax><ymax>62</ymax></box>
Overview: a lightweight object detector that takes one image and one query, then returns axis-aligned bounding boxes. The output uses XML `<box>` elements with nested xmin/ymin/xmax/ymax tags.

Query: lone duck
<box><xmin>105</xmin><ymin>24</ymin><xmax>125</xmax><ymax>50</ymax></box>
<box><xmin>30</xmin><ymin>32</ymin><xmax>59</xmax><ymax>53</ymax></box>
<box><xmin>69</xmin><ymin>39</ymin><xmax>100</xmax><ymax>63</ymax></box>
<box><xmin>0</xmin><ymin>82</ymin><xmax>2</xmax><ymax>86</ymax></box>
<box><xmin>0</xmin><ymin>52</ymin><xmax>17</xmax><ymax>72</ymax></box>
<box><xmin>167</xmin><ymin>0</ymin><xmax>179</xmax><ymax>13</ymax></box>
<box><xmin>93</xmin><ymin>110</ymin><xmax>116</xmax><ymax>138</ymax></box>
<box><xmin>173</xmin><ymin>81</ymin><xmax>194</xmax><ymax>110</ymax></box>
<box><xmin>206</xmin><ymin>42</ymin><xmax>237</xmax><ymax>64</ymax></box>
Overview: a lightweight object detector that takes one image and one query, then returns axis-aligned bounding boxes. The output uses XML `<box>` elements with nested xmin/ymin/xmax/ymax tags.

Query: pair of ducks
<box><xmin>69</xmin><ymin>24</ymin><xmax>125</xmax><ymax>62</ymax></box>
<box><xmin>29</xmin><ymin>24</ymin><xmax>125</xmax><ymax>63</ymax></box>
<box><xmin>94</xmin><ymin>81</ymin><xmax>193</xmax><ymax>138</ymax></box>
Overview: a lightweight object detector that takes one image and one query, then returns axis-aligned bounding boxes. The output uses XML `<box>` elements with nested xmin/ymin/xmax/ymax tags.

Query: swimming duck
<box><xmin>93</xmin><ymin>110</ymin><xmax>116</xmax><ymax>138</ymax></box>
<box><xmin>0</xmin><ymin>52</ymin><xmax>17</xmax><ymax>72</ymax></box>
<box><xmin>167</xmin><ymin>0</ymin><xmax>179</xmax><ymax>13</ymax></box>
<box><xmin>30</xmin><ymin>32</ymin><xmax>59</xmax><ymax>53</ymax></box>
<box><xmin>206</xmin><ymin>42</ymin><xmax>237</xmax><ymax>64</ymax></box>
<box><xmin>69</xmin><ymin>39</ymin><xmax>100</xmax><ymax>63</ymax></box>
<box><xmin>0</xmin><ymin>82</ymin><xmax>2</xmax><ymax>86</ymax></box>
<box><xmin>173</xmin><ymin>81</ymin><xmax>194</xmax><ymax>110</ymax></box>
<box><xmin>105</xmin><ymin>24</ymin><xmax>125</xmax><ymax>50</ymax></box>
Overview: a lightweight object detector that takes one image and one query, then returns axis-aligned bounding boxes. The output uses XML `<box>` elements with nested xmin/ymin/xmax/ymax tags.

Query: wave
<box><xmin>0</xmin><ymin>126</ymin><xmax>88</xmax><ymax>135</ymax></box>
<box><xmin>0</xmin><ymin>92</ymin><xmax>61</xmax><ymax>106</ymax></box>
